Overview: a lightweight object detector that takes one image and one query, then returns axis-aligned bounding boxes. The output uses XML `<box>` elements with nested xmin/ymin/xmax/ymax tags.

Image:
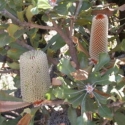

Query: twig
<box><xmin>102</xmin><ymin>119</ymin><xmax>109</xmax><ymax>125</ymax></box>
<box><xmin>0</xmin><ymin>69</ymin><xmax>19</xmax><ymax>74</ymax></box>
<box><xmin>74</xmin><ymin>0</ymin><xmax>83</xmax><ymax>18</ymax></box>
<box><xmin>108</xmin><ymin>101</ymin><xmax>125</xmax><ymax>108</ymax></box>
<box><xmin>22</xmin><ymin>22</ymin><xmax>55</xmax><ymax>30</ymax></box>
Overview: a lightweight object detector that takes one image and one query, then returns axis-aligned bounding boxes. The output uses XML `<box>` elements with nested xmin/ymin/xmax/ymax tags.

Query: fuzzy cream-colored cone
<box><xmin>20</xmin><ymin>50</ymin><xmax>51</xmax><ymax>103</ymax></box>
<box><xmin>89</xmin><ymin>14</ymin><xmax>108</xmax><ymax>61</ymax></box>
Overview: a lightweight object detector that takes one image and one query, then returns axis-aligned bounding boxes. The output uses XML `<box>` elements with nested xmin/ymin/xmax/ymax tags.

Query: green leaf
<box><xmin>0</xmin><ymin>90</ymin><xmax>22</xmax><ymax>101</ymax></box>
<box><xmin>120</xmin><ymin>39</ymin><xmax>125</xmax><ymax>51</ymax></box>
<box><xmin>77</xmin><ymin>115</ymin><xmax>88</xmax><ymax>125</ymax></box>
<box><xmin>2</xmin><ymin>117</ymin><xmax>20</xmax><ymax>125</ymax></box>
<box><xmin>57</xmin><ymin>57</ymin><xmax>75</xmax><ymax>76</ymax></box>
<box><xmin>68</xmin><ymin>107</ymin><xmax>77</xmax><ymax>125</ymax></box>
<box><xmin>94</xmin><ymin>75</ymin><xmax>111</xmax><ymax>85</ymax></box>
<box><xmin>0</xmin><ymin>0</ymin><xmax>6</xmax><ymax>11</ymax></box>
<box><xmin>7</xmin><ymin>61</ymin><xmax>19</xmax><ymax>70</ymax></box>
<box><xmin>52</xmin><ymin>86</ymin><xmax>64</xmax><ymax>99</ymax></box>
<box><xmin>31</xmin><ymin>7</ymin><xmax>40</xmax><ymax>15</ymax></box>
<box><xmin>26</xmin><ymin>5</ymin><xmax>34</xmax><ymax>22</ymax></box>
<box><xmin>94</xmin><ymin>92</ymin><xmax>107</xmax><ymax>104</ymax></box>
<box><xmin>114</xmin><ymin>112</ymin><xmax>125</xmax><ymax>125</ymax></box>
<box><xmin>94</xmin><ymin>53</ymin><xmax>110</xmax><ymax>72</ymax></box>
<box><xmin>55</xmin><ymin>2</ymin><xmax>71</xmax><ymax>16</ymax></box>
<box><xmin>80</xmin><ymin>1</ymin><xmax>91</xmax><ymax>10</ymax></box>
<box><xmin>0</xmin><ymin>115</ymin><xmax>5</xmax><ymax>124</ymax></box>
<box><xmin>17</xmin><ymin>11</ymin><xmax>25</xmax><ymax>22</ymax></box>
<box><xmin>98</xmin><ymin>105</ymin><xmax>113</xmax><ymax>119</ymax></box>
<box><xmin>68</xmin><ymin>92</ymin><xmax>86</xmax><ymax>108</ymax></box>
<box><xmin>7</xmin><ymin>42</ymin><xmax>28</xmax><ymax>60</ymax></box>
<box><xmin>78</xmin><ymin>52</ymin><xmax>89</xmax><ymax>68</ymax></box>
<box><xmin>85</xmin><ymin>95</ymin><xmax>97</xmax><ymax>112</ymax></box>
<box><xmin>7</xmin><ymin>24</ymin><xmax>20</xmax><ymax>39</ymax></box>
<box><xmin>0</xmin><ymin>33</ymin><xmax>14</xmax><ymax>47</ymax></box>
<box><xmin>14</xmin><ymin>29</ymin><xmax>27</xmax><ymax>39</ymax></box>
<box><xmin>43</xmin><ymin>34</ymin><xmax>65</xmax><ymax>51</ymax></box>
<box><xmin>37</xmin><ymin>0</ymin><xmax>52</xmax><ymax>10</ymax></box>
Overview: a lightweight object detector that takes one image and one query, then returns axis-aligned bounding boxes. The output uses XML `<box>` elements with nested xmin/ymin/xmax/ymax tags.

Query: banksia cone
<box><xmin>89</xmin><ymin>14</ymin><xmax>108</xmax><ymax>61</ymax></box>
<box><xmin>20</xmin><ymin>50</ymin><xmax>51</xmax><ymax>103</ymax></box>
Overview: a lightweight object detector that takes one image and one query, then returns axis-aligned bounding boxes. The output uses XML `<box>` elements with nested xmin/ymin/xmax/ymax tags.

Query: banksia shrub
<box><xmin>20</xmin><ymin>50</ymin><xmax>51</xmax><ymax>103</ymax></box>
<box><xmin>89</xmin><ymin>14</ymin><xmax>108</xmax><ymax>61</ymax></box>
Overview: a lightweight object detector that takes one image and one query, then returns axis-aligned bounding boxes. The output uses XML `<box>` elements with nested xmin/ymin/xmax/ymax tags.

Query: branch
<box><xmin>0</xmin><ymin>9</ymin><xmax>55</xmax><ymax>30</ymax></box>
<box><xmin>52</xmin><ymin>20</ymin><xmax>80</xmax><ymax>69</ymax></box>
<box><xmin>16</xmin><ymin>40</ymin><xmax>34</xmax><ymax>50</ymax></box>
<box><xmin>39</xmin><ymin>99</ymin><xmax>68</xmax><ymax>106</ymax></box>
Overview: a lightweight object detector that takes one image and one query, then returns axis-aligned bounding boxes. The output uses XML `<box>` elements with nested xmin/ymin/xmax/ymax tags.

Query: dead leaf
<box><xmin>71</xmin><ymin>69</ymin><xmax>88</xmax><ymax>81</ymax></box>
<box><xmin>52</xmin><ymin>77</ymin><xmax>63</xmax><ymax>86</ymax></box>
<box><xmin>0</xmin><ymin>101</ymin><xmax>31</xmax><ymax>113</ymax></box>
<box><xmin>72</xmin><ymin>36</ymin><xmax>89</xmax><ymax>57</ymax></box>
<box><xmin>91</xmin><ymin>8</ymin><xmax>114</xmax><ymax>16</ymax></box>
<box><xmin>70</xmin><ymin>61</ymin><xmax>77</xmax><ymax>68</ymax></box>
<box><xmin>17</xmin><ymin>113</ymin><xmax>32</xmax><ymax>125</ymax></box>
<box><xmin>94</xmin><ymin>89</ymin><xmax>110</xmax><ymax>97</ymax></box>
<box><xmin>118</xmin><ymin>4</ymin><xmax>125</xmax><ymax>11</ymax></box>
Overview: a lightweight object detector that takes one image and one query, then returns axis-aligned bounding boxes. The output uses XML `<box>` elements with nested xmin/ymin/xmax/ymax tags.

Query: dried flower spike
<box><xmin>89</xmin><ymin>14</ymin><xmax>108</xmax><ymax>61</ymax></box>
<box><xmin>20</xmin><ymin>50</ymin><xmax>51</xmax><ymax>103</ymax></box>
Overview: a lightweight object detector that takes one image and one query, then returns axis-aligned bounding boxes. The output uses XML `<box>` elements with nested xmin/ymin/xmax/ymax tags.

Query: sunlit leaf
<box><xmin>7</xmin><ymin>24</ymin><xmax>20</xmax><ymax>39</ymax></box>
<box><xmin>31</xmin><ymin>7</ymin><xmax>40</xmax><ymax>15</ymax></box>
<box><xmin>52</xmin><ymin>86</ymin><xmax>64</xmax><ymax>99</ymax></box>
<box><xmin>17</xmin><ymin>11</ymin><xmax>25</xmax><ymax>22</ymax></box>
<box><xmin>26</xmin><ymin>5</ymin><xmax>34</xmax><ymax>22</ymax></box>
<box><xmin>7</xmin><ymin>61</ymin><xmax>19</xmax><ymax>69</ymax></box>
<box><xmin>37</xmin><ymin>0</ymin><xmax>51</xmax><ymax>9</ymax></box>
<box><xmin>57</xmin><ymin>57</ymin><xmax>75</xmax><ymax>76</ymax></box>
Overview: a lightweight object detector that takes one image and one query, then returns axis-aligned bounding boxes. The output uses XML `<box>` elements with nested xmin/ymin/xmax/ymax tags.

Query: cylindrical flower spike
<box><xmin>89</xmin><ymin>14</ymin><xmax>108</xmax><ymax>61</ymax></box>
<box><xmin>20</xmin><ymin>50</ymin><xmax>51</xmax><ymax>103</ymax></box>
